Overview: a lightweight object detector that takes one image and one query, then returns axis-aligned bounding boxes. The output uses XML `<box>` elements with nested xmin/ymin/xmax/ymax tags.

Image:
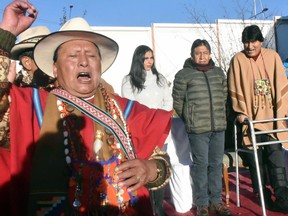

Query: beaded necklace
<box><xmin>56</xmin><ymin>85</ymin><xmax>133</xmax><ymax>214</ymax></box>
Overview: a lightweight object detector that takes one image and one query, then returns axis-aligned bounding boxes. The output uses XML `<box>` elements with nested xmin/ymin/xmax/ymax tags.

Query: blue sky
<box><xmin>1</xmin><ymin>0</ymin><xmax>288</xmax><ymax>32</ymax></box>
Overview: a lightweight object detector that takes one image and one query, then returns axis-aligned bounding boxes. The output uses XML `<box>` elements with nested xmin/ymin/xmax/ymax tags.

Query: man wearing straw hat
<box><xmin>9</xmin><ymin>26</ymin><xmax>113</xmax><ymax>92</ymax></box>
<box><xmin>0</xmin><ymin>1</ymin><xmax>172</xmax><ymax>216</ymax></box>
<box><xmin>10</xmin><ymin>25</ymin><xmax>56</xmax><ymax>90</ymax></box>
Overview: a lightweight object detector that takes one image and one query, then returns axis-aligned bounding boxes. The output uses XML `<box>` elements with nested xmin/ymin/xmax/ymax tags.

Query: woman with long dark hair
<box><xmin>121</xmin><ymin>45</ymin><xmax>172</xmax><ymax>111</ymax></box>
<box><xmin>122</xmin><ymin>45</ymin><xmax>173</xmax><ymax>216</ymax></box>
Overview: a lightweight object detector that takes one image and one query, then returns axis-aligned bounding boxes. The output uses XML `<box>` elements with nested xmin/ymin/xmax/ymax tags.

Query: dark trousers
<box><xmin>241</xmin><ymin>134</ymin><xmax>287</xmax><ymax>195</ymax></box>
<box><xmin>149</xmin><ymin>188</ymin><xmax>166</xmax><ymax>216</ymax></box>
<box><xmin>188</xmin><ymin>131</ymin><xmax>224</xmax><ymax>206</ymax></box>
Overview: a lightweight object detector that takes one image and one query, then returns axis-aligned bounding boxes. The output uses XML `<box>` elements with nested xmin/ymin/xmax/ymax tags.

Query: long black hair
<box><xmin>128</xmin><ymin>45</ymin><xmax>163</xmax><ymax>93</ymax></box>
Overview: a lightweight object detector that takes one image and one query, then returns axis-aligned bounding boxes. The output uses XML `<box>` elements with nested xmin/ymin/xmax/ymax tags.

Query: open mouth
<box><xmin>245</xmin><ymin>50</ymin><xmax>254</xmax><ymax>55</ymax></box>
<box><xmin>77</xmin><ymin>72</ymin><xmax>91</xmax><ymax>81</ymax></box>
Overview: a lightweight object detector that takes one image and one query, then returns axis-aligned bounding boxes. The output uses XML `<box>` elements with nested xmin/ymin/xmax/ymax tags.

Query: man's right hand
<box><xmin>237</xmin><ymin>114</ymin><xmax>248</xmax><ymax>123</ymax></box>
<box><xmin>0</xmin><ymin>0</ymin><xmax>38</xmax><ymax>36</ymax></box>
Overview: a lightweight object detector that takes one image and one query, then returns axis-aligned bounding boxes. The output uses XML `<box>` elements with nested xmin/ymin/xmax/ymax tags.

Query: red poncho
<box><xmin>0</xmin><ymin>86</ymin><xmax>172</xmax><ymax>216</ymax></box>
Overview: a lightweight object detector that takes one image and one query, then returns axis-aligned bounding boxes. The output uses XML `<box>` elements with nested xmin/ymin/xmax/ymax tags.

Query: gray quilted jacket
<box><xmin>172</xmin><ymin>58</ymin><xmax>227</xmax><ymax>134</ymax></box>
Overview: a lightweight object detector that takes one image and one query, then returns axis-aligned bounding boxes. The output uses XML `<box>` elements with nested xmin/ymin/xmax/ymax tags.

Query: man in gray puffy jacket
<box><xmin>172</xmin><ymin>39</ymin><xmax>230</xmax><ymax>216</ymax></box>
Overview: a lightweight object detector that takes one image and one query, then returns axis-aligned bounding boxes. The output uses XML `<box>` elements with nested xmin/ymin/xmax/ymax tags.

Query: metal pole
<box><xmin>254</xmin><ymin>0</ymin><xmax>257</xmax><ymax>17</ymax></box>
<box><xmin>234</xmin><ymin>120</ymin><xmax>240</xmax><ymax>207</ymax></box>
<box><xmin>248</xmin><ymin>120</ymin><xmax>267</xmax><ymax>216</ymax></box>
<box><xmin>69</xmin><ymin>5</ymin><xmax>74</xmax><ymax>19</ymax></box>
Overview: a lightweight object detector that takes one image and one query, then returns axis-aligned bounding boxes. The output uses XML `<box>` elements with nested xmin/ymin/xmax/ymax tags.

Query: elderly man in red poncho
<box><xmin>0</xmin><ymin>1</ymin><xmax>172</xmax><ymax>216</ymax></box>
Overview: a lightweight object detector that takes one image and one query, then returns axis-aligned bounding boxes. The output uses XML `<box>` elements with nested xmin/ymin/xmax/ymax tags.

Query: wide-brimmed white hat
<box><xmin>11</xmin><ymin>26</ymin><xmax>51</xmax><ymax>60</ymax></box>
<box><xmin>34</xmin><ymin>17</ymin><xmax>119</xmax><ymax>77</ymax></box>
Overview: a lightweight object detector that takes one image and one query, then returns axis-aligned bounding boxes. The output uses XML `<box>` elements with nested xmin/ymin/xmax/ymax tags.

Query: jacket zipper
<box><xmin>203</xmin><ymin>72</ymin><xmax>215</xmax><ymax>131</ymax></box>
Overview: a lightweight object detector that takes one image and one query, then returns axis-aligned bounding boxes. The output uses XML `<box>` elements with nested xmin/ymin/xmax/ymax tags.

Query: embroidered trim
<box><xmin>0</xmin><ymin>82</ymin><xmax>10</xmax><ymax>88</ymax></box>
<box><xmin>0</xmin><ymin>49</ymin><xmax>10</xmax><ymax>58</ymax></box>
<box><xmin>250</xmin><ymin>53</ymin><xmax>273</xmax><ymax>110</ymax></box>
<box><xmin>51</xmin><ymin>88</ymin><xmax>136</xmax><ymax>160</ymax></box>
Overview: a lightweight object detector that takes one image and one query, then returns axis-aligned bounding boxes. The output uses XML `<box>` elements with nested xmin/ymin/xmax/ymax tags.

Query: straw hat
<box><xmin>11</xmin><ymin>26</ymin><xmax>51</xmax><ymax>60</ymax></box>
<box><xmin>33</xmin><ymin>17</ymin><xmax>119</xmax><ymax>78</ymax></box>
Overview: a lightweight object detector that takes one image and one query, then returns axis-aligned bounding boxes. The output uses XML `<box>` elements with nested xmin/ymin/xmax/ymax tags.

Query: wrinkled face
<box><xmin>243</xmin><ymin>40</ymin><xmax>262</xmax><ymax>58</ymax></box>
<box><xmin>192</xmin><ymin>45</ymin><xmax>211</xmax><ymax>65</ymax></box>
<box><xmin>143</xmin><ymin>51</ymin><xmax>154</xmax><ymax>71</ymax></box>
<box><xmin>53</xmin><ymin>40</ymin><xmax>101</xmax><ymax>98</ymax></box>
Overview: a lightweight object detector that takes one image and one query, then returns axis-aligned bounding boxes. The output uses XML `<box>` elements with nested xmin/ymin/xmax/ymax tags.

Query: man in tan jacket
<box><xmin>228</xmin><ymin>25</ymin><xmax>288</xmax><ymax>213</ymax></box>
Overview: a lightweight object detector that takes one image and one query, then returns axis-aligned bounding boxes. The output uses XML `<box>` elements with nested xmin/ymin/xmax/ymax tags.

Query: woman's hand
<box><xmin>114</xmin><ymin>158</ymin><xmax>157</xmax><ymax>192</ymax></box>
